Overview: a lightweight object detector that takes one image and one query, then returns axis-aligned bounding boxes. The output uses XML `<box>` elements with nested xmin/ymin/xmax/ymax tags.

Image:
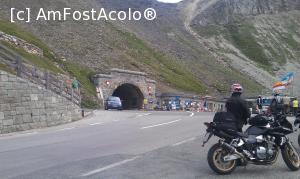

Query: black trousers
<box><xmin>294</xmin><ymin>107</ymin><xmax>298</xmax><ymax>116</ymax></box>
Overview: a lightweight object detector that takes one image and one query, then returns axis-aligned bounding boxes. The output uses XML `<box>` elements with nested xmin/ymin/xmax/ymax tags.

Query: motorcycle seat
<box><xmin>236</xmin><ymin>132</ymin><xmax>248</xmax><ymax>138</ymax></box>
<box><xmin>223</xmin><ymin>129</ymin><xmax>248</xmax><ymax>138</ymax></box>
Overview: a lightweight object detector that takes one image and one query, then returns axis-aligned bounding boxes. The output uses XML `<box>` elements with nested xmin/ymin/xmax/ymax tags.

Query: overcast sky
<box><xmin>157</xmin><ymin>0</ymin><xmax>183</xmax><ymax>3</ymax></box>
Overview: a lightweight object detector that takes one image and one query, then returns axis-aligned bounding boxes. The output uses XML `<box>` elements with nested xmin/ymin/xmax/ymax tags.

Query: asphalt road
<box><xmin>0</xmin><ymin>110</ymin><xmax>300</xmax><ymax>179</ymax></box>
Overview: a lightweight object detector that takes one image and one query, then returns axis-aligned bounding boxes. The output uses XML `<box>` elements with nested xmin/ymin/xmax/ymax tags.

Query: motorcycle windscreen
<box><xmin>280</xmin><ymin>118</ymin><xmax>293</xmax><ymax>131</ymax></box>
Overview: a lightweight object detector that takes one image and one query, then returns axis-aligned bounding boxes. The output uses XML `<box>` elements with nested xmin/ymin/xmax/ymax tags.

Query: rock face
<box><xmin>0</xmin><ymin>70</ymin><xmax>81</xmax><ymax>134</ymax></box>
<box><xmin>0</xmin><ymin>31</ymin><xmax>43</xmax><ymax>56</ymax></box>
<box><xmin>194</xmin><ymin>0</ymin><xmax>300</xmax><ymax>26</ymax></box>
<box><xmin>186</xmin><ymin>0</ymin><xmax>300</xmax><ymax>96</ymax></box>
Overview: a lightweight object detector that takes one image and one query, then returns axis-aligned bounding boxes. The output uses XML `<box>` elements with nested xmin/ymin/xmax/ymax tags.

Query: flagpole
<box><xmin>292</xmin><ymin>77</ymin><xmax>294</xmax><ymax>97</ymax></box>
<box><xmin>292</xmin><ymin>73</ymin><xmax>294</xmax><ymax>97</ymax></box>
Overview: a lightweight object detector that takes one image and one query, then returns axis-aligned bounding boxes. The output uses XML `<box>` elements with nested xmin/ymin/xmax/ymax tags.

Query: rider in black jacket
<box><xmin>226</xmin><ymin>84</ymin><xmax>251</xmax><ymax>132</ymax></box>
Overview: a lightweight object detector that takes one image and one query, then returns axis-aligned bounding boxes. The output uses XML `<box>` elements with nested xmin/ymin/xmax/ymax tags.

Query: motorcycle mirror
<box><xmin>204</xmin><ymin>122</ymin><xmax>210</xmax><ymax>127</ymax></box>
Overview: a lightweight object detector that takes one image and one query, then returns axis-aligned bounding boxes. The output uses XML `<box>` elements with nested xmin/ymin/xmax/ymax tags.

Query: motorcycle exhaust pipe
<box><xmin>220</xmin><ymin>141</ymin><xmax>245</xmax><ymax>159</ymax></box>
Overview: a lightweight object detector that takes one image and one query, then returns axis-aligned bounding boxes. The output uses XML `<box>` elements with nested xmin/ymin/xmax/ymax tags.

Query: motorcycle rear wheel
<box><xmin>282</xmin><ymin>142</ymin><xmax>300</xmax><ymax>171</ymax></box>
<box><xmin>207</xmin><ymin>143</ymin><xmax>237</xmax><ymax>175</ymax></box>
<box><xmin>298</xmin><ymin>134</ymin><xmax>300</xmax><ymax>147</ymax></box>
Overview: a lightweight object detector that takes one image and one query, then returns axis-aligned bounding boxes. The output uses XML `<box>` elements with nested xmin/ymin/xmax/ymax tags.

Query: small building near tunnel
<box><xmin>93</xmin><ymin>68</ymin><xmax>156</xmax><ymax>110</ymax></box>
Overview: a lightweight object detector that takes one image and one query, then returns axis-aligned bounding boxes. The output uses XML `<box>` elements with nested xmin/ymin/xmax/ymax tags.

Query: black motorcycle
<box><xmin>295</xmin><ymin>114</ymin><xmax>300</xmax><ymax>147</ymax></box>
<box><xmin>203</xmin><ymin>113</ymin><xmax>300</xmax><ymax>175</ymax></box>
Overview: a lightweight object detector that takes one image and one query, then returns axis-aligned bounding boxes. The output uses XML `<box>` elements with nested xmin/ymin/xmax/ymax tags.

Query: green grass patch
<box><xmin>0</xmin><ymin>18</ymin><xmax>99</xmax><ymax>108</ymax></box>
<box><xmin>265</xmin><ymin>45</ymin><xmax>287</xmax><ymax>65</ymax></box>
<box><xmin>0</xmin><ymin>63</ymin><xmax>16</xmax><ymax>74</ymax></box>
<box><xmin>223</xmin><ymin>66</ymin><xmax>263</xmax><ymax>96</ymax></box>
<box><xmin>224</xmin><ymin>22</ymin><xmax>271</xmax><ymax>68</ymax></box>
<box><xmin>62</xmin><ymin>61</ymin><xmax>98</xmax><ymax>108</ymax></box>
<box><xmin>118</xmin><ymin>30</ymin><xmax>207</xmax><ymax>94</ymax></box>
<box><xmin>0</xmin><ymin>40</ymin><xmax>64</xmax><ymax>74</ymax></box>
<box><xmin>281</xmin><ymin>34</ymin><xmax>300</xmax><ymax>50</ymax></box>
<box><xmin>0</xmin><ymin>18</ymin><xmax>57</xmax><ymax>62</ymax></box>
<box><xmin>193</xmin><ymin>20</ymin><xmax>273</xmax><ymax>72</ymax></box>
<box><xmin>193</xmin><ymin>24</ymin><xmax>226</xmax><ymax>38</ymax></box>
<box><xmin>62</xmin><ymin>61</ymin><xmax>96</xmax><ymax>96</ymax></box>
<box><xmin>270</xmin><ymin>26</ymin><xmax>300</xmax><ymax>62</ymax></box>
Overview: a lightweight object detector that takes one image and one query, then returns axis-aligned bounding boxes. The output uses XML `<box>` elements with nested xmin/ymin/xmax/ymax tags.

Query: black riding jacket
<box><xmin>225</xmin><ymin>94</ymin><xmax>250</xmax><ymax>132</ymax></box>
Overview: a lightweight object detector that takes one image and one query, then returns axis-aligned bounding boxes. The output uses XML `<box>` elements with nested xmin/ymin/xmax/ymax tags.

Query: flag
<box><xmin>280</xmin><ymin>72</ymin><xmax>294</xmax><ymax>81</ymax></box>
<box><xmin>272</xmin><ymin>81</ymin><xmax>286</xmax><ymax>92</ymax></box>
<box><xmin>281</xmin><ymin>72</ymin><xmax>294</xmax><ymax>85</ymax></box>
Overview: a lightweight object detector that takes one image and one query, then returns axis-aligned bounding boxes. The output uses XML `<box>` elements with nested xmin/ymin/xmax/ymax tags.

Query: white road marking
<box><xmin>141</xmin><ymin>119</ymin><xmax>182</xmax><ymax>129</ymax></box>
<box><xmin>137</xmin><ymin>113</ymin><xmax>152</xmax><ymax>117</ymax></box>
<box><xmin>58</xmin><ymin>127</ymin><xmax>75</xmax><ymax>131</ymax></box>
<box><xmin>81</xmin><ymin>156</ymin><xmax>140</xmax><ymax>177</ymax></box>
<box><xmin>89</xmin><ymin>122</ymin><xmax>104</xmax><ymax>126</ymax></box>
<box><xmin>189</xmin><ymin>112</ymin><xmax>194</xmax><ymax>117</ymax></box>
<box><xmin>172</xmin><ymin>137</ymin><xmax>196</xmax><ymax>146</ymax></box>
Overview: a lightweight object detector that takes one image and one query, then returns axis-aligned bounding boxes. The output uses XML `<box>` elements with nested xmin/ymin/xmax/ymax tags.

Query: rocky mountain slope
<box><xmin>188</xmin><ymin>0</ymin><xmax>300</xmax><ymax>95</ymax></box>
<box><xmin>1</xmin><ymin>0</ymin><xmax>299</xmax><ymax>102</ymax></box>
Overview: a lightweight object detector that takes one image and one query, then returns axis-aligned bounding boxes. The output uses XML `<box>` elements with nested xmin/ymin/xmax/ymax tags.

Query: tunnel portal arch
<box><xmin>93</xmin><ymin>68</ymin><xmax>156</xmax><ymax>110</ymax></box>
<box><xmin>112</xmin><ymin>83</ymin><xmax>144</xmax><ymax>110</ymax></box>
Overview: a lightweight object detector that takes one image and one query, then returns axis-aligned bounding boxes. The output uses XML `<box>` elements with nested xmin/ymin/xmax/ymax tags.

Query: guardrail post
<box><xmin>79</xmin><ymin>88</ymin><xmax>81</xmax><ymax>105</ymax></box>
<box><xmin>71</xmin><ymin>88</ymin><xmax>74</xmax><ymax>102</ymax></box>
<box><xmin>16</xmin><ymin>56</ymin><xmax>22</xmax><ymax>77</ymax></box>
<box><xmin>60</xmin><ymin>81</ymin><xmax>64</xmax><ymax>94</ymax></box>
<box><xmin>33</xmin><ymin>66</ymin><xmax>37</xmax><ymax>78</ymax></box>
<box><xmin>44</xmin><ymin>70</ymin><xmax>49</xmax><ymax>89</ymax></box>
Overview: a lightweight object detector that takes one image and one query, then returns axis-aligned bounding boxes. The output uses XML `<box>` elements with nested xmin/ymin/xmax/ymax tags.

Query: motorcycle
<box><xmin>203</xmin><ymin>113</ymin><xmax>300</xmax><ymax>175</ymax></box>
<box><xmin>294</xmin><ymin>114</ymin><xmax>300</xmax><ymax>146</ymax></box>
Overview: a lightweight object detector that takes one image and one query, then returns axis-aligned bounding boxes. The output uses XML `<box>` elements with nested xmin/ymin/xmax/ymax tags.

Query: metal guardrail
<box><xmin>0</xmin><ymin>43</ymin><xmax>81</xmax><ymax>106</ymax></box>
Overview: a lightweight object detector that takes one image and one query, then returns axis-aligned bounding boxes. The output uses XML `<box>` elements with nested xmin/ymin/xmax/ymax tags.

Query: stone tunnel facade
<box><xmin>93</xmin><ymin>69</ymin><xmax>156</xmax><ymax>110</ymax></box>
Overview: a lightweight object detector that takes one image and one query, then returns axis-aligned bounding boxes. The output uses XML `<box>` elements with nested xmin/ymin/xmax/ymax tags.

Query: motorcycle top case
<box><xmin>213</xmin><ymin>112</ymin><xmax>238</xmax><ymax>131</ymax></box>
<box><xmin>249</xmin><ymin>114</ymin><xmax>269</xmax><ymax>127</ymax></box>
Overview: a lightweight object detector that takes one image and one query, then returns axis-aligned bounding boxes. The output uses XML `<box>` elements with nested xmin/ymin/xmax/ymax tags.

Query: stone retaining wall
<box><xmin>0</xmin><ymin>70</ymin><xmax>82</xmax><ymax>134</ymax></box>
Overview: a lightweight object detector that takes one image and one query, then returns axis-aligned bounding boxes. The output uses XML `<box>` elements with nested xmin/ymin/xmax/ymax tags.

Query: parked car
<box><xmin>105</xmin><ymin>96</ymin><xmax>122</xmax><ymax>110</ymax></box>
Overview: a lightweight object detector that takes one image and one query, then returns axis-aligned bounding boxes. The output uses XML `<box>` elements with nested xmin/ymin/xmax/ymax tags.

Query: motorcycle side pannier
<box><xmin>248</xmin><ymin>114</ymin><xmax>269</xmax><ymax>126</ymax></box>
<box><xmin>213</xmin><ymin>112</ymin><xmax>238</xmax><ymax>131</ymax></box>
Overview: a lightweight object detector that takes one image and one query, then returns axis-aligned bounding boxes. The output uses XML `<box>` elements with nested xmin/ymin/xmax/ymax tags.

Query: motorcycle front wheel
<box><xmin>282</xmin><ymin>142</ymin><xmax>300</xmax><ymax>171</ymax></box>
<box><xmin>207</xmin><ymin>143</ymin><xmax>237</xmax><ymax>175</ymax></box>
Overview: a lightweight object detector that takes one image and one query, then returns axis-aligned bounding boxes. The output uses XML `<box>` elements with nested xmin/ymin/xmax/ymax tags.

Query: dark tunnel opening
<box><xmin>112</xmin><ymin>83</ymin><xmax>144</xmax><ymax>110</ymax></box>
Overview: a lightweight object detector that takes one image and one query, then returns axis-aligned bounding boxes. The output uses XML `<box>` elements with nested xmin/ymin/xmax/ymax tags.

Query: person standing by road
<box><xmin>293</xmin><ymin>98</ymin><xmax>299</xmax><ymax>116</ymax></box>
<box><xmin>143</xmin><ymin>98</ymin><xmax>149</xmax><ymax>110</ymax></box>
<box><xmin>256</xmin><ymin>95</ymin><xmax>263</xmax><ymax>114</ymax></box>
<box><xmin>72</xmin><ymin>78</ymin><xmax>80</xmax><ymax>91</ymax></box>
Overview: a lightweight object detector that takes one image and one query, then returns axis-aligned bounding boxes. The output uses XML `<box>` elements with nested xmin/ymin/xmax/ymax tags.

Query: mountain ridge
<box><xmin>2</xmin><ymin>0</ymin><xmax>298</xmax><ymax>102</ymax></box>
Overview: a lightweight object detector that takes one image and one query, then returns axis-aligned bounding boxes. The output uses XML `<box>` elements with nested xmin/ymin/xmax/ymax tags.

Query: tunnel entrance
<box><xmin>112</xmin><ymin>83</ymin><xmax>144</xmax><ymax>110</ymax></box>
